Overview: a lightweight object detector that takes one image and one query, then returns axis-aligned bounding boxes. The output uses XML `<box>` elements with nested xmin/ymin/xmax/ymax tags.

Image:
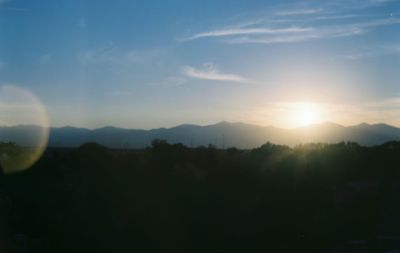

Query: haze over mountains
<box><xmin>1</xmin><ymin>122</ymin><xmax>400</xmax><ymax>149</ymax></box>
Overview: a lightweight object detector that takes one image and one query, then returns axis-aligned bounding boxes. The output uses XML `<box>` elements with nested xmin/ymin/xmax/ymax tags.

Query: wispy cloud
<box><xmin>360</xmin><ymin>0</ymin><xmax>397</xmax><ymax>7</ymax></box>
<box><xmin>338</xmin><ymin>44</ymin><xmax>400</xmax><ymax>60</ymax></box>
<box><xmin>181</xmin><ymin>27</ymin><xmax>313</xmax><ymax>41</ymax></box>
<box><xmin>276</xmin><ymin>8</ymin><xmax>323</xmax><ymax>16</ymax></box>
<box><xmin>182</xmin><ymin>63</ymin><xmax>254</xmax><ymax>84</ymax></box>
<box><xmin>225</xmin><ymin>34</ymin><xmax>318</xmax><ymax>44</ymax></box>
<box><xmin>181</xmin><ymin>0</ymin><xmax>399</xmax><ymax>45</ymax></box>
<box><xmin>184</xmin><ymin>17</ymin><xmax>400</xmax><ymax>45</ymax></box>
<box><xmin>77</xmin><ymin>46</ymin><xmax>183</xmax><ymax>89</ymax></box>
<box><xmin>324</xmin><ymin>0</ymin><xmax>398</xmax><ymax>10</ymax></box>
<box><xmin>78</xmin><ymin>44</ymin><xmax>117</xmax><ymax>67</ymax></box>
<box><xmin>78</xmin><ymin>46</ymin><xmax>166</xmax><ymax>67</ymax></box>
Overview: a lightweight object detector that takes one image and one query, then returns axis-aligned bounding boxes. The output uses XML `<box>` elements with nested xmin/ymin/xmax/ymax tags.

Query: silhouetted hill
<box><xmin>3</xmin><ymin>139</ymin><xmax>400</xmax><ymax>253</ymax></box>
<box><xmin>1</xmin><ymin>122</ymin><xmax>400</xmax><ymax>148</ymax></box>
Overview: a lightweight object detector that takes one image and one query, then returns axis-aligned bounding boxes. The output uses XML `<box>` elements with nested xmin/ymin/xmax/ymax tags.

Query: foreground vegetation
<box><xmin>1</xmin><ymin>140</ymin><xmax>400</xmax><ymax>252</ymax></box>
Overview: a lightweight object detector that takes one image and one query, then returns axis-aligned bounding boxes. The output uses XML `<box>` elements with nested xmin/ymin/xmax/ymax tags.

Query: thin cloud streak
<box><xmin>224</xmin><ymin>25</ymin><xmax>364</xmax><ymax>44</ymax></box>
<box><xmin>359</xmin><ymin>0</ymin><xmax>398</xmax><ymax>7</ymax></box>
<box><xmin>339</xmin><ymin>44</ymin><xmax>400</xmax><ymax>60</ymax></box>
<box><xmin>182</xmin><ymin>64</ymin><xmax>254</xmax><ymax>84</ymax></box>
<box><xmin>276</xmin><ymin>8</ymin><xmax>323</xmax><ymax>16</ymax></box>
<box><xmin>225</xmin><ymin>34</ymin><xmax>319</xmax><ymax>44</ymax></box>
<box><xmin>181</xmin><ymin>0</ymin><xmax>400</xmax><ymax>45</ymax></box>
<box><xmin>181</xmin><ymin>27</ymin><xmax>313</xmax><ymax>41</ymax></box>
<box><xmin>186</xmin><ymin>17</ymin><xmax>400</xmax><ymax>45</ymax></box>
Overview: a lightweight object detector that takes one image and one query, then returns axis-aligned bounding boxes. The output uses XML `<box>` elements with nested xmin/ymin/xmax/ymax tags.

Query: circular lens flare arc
<box><xmin>0</xmin><ymin>85</ymin><xmax>49</xmax><ymax>174</ymax></box>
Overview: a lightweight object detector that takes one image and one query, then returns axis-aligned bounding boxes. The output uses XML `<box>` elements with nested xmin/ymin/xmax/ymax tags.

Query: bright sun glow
<box><xmin>289</xmin><ymin>102</ymin><xmax>323</xmax><ymax>128</ymax></box>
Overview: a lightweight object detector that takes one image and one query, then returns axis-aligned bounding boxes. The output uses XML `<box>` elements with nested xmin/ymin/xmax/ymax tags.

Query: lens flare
<box><xmin>0</xmin><ymin>85</ymin><xmax>49</xmax><ymax>174</ymax></box>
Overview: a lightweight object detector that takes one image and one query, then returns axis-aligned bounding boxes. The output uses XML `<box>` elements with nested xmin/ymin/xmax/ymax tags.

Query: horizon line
<box><xmin>0</xmin><ymin>120</ymin><xmax>399</xmax><ymax>131</ymax></box>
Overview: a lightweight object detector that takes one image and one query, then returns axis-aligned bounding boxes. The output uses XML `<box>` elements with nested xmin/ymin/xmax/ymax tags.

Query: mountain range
<box><xmin>1</xmin><ymin>122</ymin><xmax>400</xmax><ymax>149</ymax></box>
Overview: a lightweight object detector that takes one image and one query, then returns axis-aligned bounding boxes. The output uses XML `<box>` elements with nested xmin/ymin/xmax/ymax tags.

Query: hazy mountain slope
<box><xmin>1</xmin><ymin>122</ymin><xmax>400</xmax><ymax>148</ymax></box>
<box><xmin>0</xmin><ymin>125</ymin><xmax>47</xmax><ymax>147</ymax></box>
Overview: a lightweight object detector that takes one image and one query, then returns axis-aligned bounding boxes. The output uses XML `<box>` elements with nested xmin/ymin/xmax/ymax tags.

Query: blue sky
<box><xmin>1</xmin><ymin>0</ymin><xmax>400</xmax><ymax>128</ymax></box>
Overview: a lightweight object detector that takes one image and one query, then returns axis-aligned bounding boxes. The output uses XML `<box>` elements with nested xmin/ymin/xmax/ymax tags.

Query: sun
<box><xmin>289</xmin><ymin>102</ymin><xmax>322</xmax><ymax>128</ymax></box>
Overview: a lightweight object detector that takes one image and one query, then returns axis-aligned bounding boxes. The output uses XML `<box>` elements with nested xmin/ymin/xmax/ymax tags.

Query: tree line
<box><xmin>1</xmin><ymin>140</ymin><xmax>400</xmax><ymax>252</ymax></box>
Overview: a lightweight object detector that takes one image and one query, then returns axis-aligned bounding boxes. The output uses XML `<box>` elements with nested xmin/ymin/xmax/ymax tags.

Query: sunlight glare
<box><xmin>289</xmin><ymin>102</ymin><xmax>322</xmax><ymax>128</ymax></box>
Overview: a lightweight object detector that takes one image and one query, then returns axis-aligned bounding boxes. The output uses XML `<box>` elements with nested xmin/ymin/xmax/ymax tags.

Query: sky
<box><xmin>0</xmin><ymin>0</ymin><xmax>400</xmax><ymax>129</ymax></box>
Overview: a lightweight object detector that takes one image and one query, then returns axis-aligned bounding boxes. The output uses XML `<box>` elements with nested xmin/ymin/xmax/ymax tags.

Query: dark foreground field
<box><xmin>1</xmin><ymin>140</ymin><xmax>400</xmax><ymax>253</ymax></box>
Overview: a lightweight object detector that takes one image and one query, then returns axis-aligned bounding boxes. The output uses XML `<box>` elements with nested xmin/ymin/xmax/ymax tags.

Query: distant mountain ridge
<box><xmin>1</xmin><ymin>122</ymin><xmax>400</xmax><ymax>149</ymax></box>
